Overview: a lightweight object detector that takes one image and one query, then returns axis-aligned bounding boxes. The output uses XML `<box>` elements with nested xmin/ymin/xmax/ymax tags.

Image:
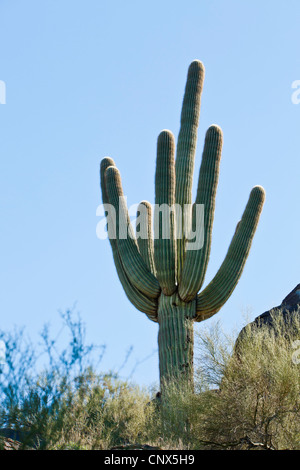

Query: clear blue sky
<box><xmin>0</xmin><ymin>0</ymin><xmax>299</xmax><ymax>388</ymax></box>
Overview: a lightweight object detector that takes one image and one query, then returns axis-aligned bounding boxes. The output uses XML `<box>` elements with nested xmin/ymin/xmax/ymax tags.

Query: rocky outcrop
<box><xmin>0</xmin><ymin>428</ymin><xmax>40</xmax><ymax>449</ymax></box>
<box><xmin>235</xmin><ymin>284</ymin><xmax>300</xmax><ymax>348</ymax></box>
<box><xmin>252</xmin><ymin>283</ymin><xmax>300</xmax><ymax>326</ymax></box>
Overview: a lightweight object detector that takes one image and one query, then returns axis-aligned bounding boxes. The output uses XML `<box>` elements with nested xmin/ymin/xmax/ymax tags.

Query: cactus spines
<box><xmin>100</xmin><ymin>60</ymin><xmax>265</xmax><ymax>387</ymax></box>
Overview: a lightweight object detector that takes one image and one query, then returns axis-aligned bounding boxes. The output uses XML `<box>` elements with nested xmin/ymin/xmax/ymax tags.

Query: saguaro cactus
<box><xmin>100</xmin><ymin>60</ymin><xmax>265</xmax><ymax>388</ymax></box>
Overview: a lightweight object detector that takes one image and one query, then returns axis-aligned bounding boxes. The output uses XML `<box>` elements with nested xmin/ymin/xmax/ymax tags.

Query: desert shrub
<box><xmin>51</xmin><ymin>372</ymin><xmax>154</xmax><ymax>450</ymax></box>
<box><xmin>0</xmin><ymin>309</ymin><xmax>155</xmax><ymax>450</ymax></box>
<box><xmin>0</xmin><ymin>307</ymin><xmax>299</xmax><ymax>450</ymax></box>
<box><xmin>193</xmin><ymin>310</ymin><xmax>300</xmax><ymax>449</ymax></box>
<box><xmin>148</xmin><ymin>312</ymin><xmax>300</xmax><ymax>450</ymax></box>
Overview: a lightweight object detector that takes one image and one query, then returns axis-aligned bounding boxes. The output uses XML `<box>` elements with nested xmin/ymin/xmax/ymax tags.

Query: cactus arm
<box><xmin>195</xmin><ymin>186</ymin><xmax>266</xmax><ymax>321</ymax></box>
<box><xmin>112</xmin><ymin>249</ymin><xmax>158</xmax><ymax>321</ymax></box>
<box><xmin>154</xmin><ymin>130</ymin><xmax>177</xmax><ymax>295</ymax></box>
<box><xmin>136</xmin><ymin>200</ymin><xmax>156</xmax><ymax>276</ymax></box>
<box><xmin>179</xmin><ymin>125</ymin><xmax>223</xmax><ymax>302</ymax></box>
<box><xmin>175</xmin><ymin>60</ymin><xmax>205</xmax><ymax>282</ymax></box>
<box><xmin>104</xmin><ymin>165</ymin><xmax>161</xmax><ymax>299</ymax></box>
<box><xmin>100</xmin><ymin>159</ymin><xmax>158</xmax><ymax>321</ymax></box>
<box><xmin>100</xmin><ymin>157</ymin><xmax>116</xmax><ymax>205</ymax></box>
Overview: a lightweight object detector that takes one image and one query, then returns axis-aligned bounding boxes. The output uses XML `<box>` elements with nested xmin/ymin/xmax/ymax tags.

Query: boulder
<box><xmin>235</xmin><ymin>284</ymin><xmax>300</xmax><ymax>349</ymax></box>
<box><xmin>0</xmin><ymin>428</ymin><xmax>40</xmax><ymax>449</ymax></box>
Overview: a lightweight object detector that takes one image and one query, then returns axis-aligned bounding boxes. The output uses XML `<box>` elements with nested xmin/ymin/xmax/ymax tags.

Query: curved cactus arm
<box><xmin>175</xmin><ymin>60</ymin><xmax>205</xmax><ymax>282</ymax></box>
<box><xmin>195</xmin><ymin>185</ymin><xmax>266</xmax><ymax>321</ymax></box>
<box><xmin>154</xmin><ymin>130</ymin><xmax>177</xmax><ymax>295</ymax></box>
<box><xmin>104</xmin><ymin>165</ymin><xmax>161</xmax><ymax>299</ymax></box>
<box><xmin>100</xmin><ymin>159</ymin><xmax>158</xmax><ymax>321</ymax></box>
<box><xmin>111</xmin><ymin>248</ymin><xmax>158</xmax><ymax>321</ymax></box>
<box><xmin>136</xmin><ymin>200</ymin><xmax>156</xmax><ymax>276</ymax></box>
<box><xmin>179</xmin><ymin>125</ymin><xmax>223</xmax><ymax>302</ymax></box>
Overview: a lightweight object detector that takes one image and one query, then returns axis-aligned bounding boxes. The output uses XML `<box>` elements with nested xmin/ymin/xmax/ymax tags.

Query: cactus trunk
<box><xmin>158</xmin><ymin>292</ymin><xmax>195</xmax><ymax>388</ymax></box>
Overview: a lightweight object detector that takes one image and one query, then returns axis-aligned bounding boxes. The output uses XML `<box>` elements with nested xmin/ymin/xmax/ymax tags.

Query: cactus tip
<box><xmin>251</xmin><ymin>185</ymin><xmax>266</xmax><ymax>201</ymax></box>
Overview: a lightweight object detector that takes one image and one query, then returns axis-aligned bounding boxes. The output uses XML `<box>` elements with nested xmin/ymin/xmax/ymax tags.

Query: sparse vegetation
<box><xmin>0</xmin><ymin>308</ymin><xmax>299</xmax><ymax>450</ymax></box>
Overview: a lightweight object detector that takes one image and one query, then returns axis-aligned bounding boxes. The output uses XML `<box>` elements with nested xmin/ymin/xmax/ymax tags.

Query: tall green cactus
<box><xmin>100</xmin><ymin>60</ymin><xmax>265</xmax><ymax>388</ymax></box>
